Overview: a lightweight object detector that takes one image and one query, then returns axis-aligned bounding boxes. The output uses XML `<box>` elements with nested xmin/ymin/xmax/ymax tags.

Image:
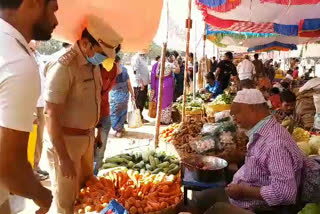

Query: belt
<box><xmin>62</xmin><ymin>127</ymin><xmax>94</xmax><ymax>136</ymax></box>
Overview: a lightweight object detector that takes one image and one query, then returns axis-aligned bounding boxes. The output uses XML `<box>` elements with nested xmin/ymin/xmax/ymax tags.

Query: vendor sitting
<box><xmin>273</xmin><ymin>90</ymin><xmax>296</xmax><ymax>123</ymax></box>
<box><xmin>223</xmin><ymin>89</ymin><xmax>304</xmax><ymax>213</ymax></box>
<box><xmin>200</xmin><ymin>72</ymin><xmax>223</xmax><ymax>98</ymax></box>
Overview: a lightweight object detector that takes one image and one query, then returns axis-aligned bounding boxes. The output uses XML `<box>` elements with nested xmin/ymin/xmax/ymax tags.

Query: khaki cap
<box><xmin>87</xmin><ymin>15</ymin><xmax>123</xmax><ymax>59</ymax></box>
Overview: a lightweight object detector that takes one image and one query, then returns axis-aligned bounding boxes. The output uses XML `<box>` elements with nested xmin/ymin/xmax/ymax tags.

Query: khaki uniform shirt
<box><xmin>44</xmin><ymin>43</ymin><xmax>102</xmax><ymax>130</ymax></box>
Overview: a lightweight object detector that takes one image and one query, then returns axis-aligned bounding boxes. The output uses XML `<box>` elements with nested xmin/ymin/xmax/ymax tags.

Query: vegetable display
<box><xmin>101</xmin><ymin>151</ymin><xmax>181</xmax><ymax>175</ymax></box>
<box><xmin>159</xmin><ymin>123</ymin><xmax>180</xmax><ymax>143</ymax></box>
<box><xmin>293</xmin><ymin>127</ymin><xmax>311</xmax><ymax>142</ymax></box>
<box><xmin>75</xmin><ymin>169</ymin><xmax>182</xmax><ymax>214</ymax></box>
<box><xmin>210</xmin><ymin>93</ymin><xmax>235</xmax><ymax>105</ymax></box>
<box><xmin>298</xmin><ymin>203</ymin><xmax>320</xmax><ymax>214</ymax></box>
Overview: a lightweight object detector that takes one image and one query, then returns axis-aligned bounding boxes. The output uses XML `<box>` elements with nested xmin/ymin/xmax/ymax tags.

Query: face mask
<box><xmin>87</xmin><ymin>53</ymin><xmax>107</xmax><ymax>65</ymax></box>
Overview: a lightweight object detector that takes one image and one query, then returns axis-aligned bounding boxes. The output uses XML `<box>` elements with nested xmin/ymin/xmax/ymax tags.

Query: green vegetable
<box><xmin>168</xmin><ymin>165</ymin><xmax>180</xmax><ymax>175</ymax></box>
<box><xmin>146</xmin><ymin>164</ymin><xmax>153</xmax><ymax>171</ymax></box>
<box><xmin>119</xmin><ymin>154</ymin><xmax>133</xmax><ymax>161</ymax></box>
<box><xmin>163</xmin><ymin>168</ymin><xmax>169</xmax><ymax>173</ymax></box>
<box><xmin>106</xmin><ymin>157</ymin><xmax>129</xmax><ymax>164</ymax></box>
<box><xmin>134</xmin><ymin>161</ymin><xmax>145</xmax><ymax>169</ymax></box>
<box><xmin>154</xmin><ymin>157</ymin><xmax>160</xmax><ymax>166</ymax></box>
<box><xmin>149</xmin><ymin>155</ymin><xmax>156</xmax><ymax>168</ymax></box>
<box><xmin>102</xmin><ymin>163</ymin><xmax>119</xmax><ymax>169</ymax></box>
<box><xmin>169</xmin><ymin>163</ymin><xmax>177</xmax><ymax>170</ymax></box>
<box><xmin>298</xmin><ymin>203</ymin><xmax>320</xmax><ymax>214</ymax></box>
<box><xmin>151</xmin><ymin>168</ymin><xmax>162</xmax><ymax>174</ymax></box>
<box><xmin>128</xmin><ymin>161</ymin><xmax>134</xmax><ymax>168</ymax></box>
<box><xmin>140</xmin><ymin>169</ymin><xmax>146</xmax><ymax>174</ymax></box>
<box><xmin>157</xmin><ymin>161</ymin><xmax>170</xmax><ymax>169</ymax></box>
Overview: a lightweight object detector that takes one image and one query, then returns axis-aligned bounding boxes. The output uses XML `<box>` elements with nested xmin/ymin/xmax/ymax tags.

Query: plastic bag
<box><xmin>100</xmin><ymin>199</ymin><xmax>128</xmax><ymax>214</ymax></box>
<box><xmin>214</xmin><ymin>110</ymin><xmax>231</xmax><ymax>122</ymax></box>
<box><xmin>201</xmin><ymin>123</ymin><xmax>220</xmax><ymax>135</ymax></box>
<box><xmin>189</xmin><ymin>136</ymin><xmax>216</xmax><ymax>154</ymax></box>
<box><xmin>128</xmin><ymin>102</ymin><xmax>143</xmax><ymax>128</ymax></box>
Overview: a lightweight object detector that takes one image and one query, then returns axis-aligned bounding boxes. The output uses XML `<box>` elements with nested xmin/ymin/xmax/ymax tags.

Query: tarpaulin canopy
<box><xmin>53</xmin><ymin>0</ymin><xmax>163</xmax><ymax>52</ymax></box>
<box><xmin>196</xmin><ymin>0</ymin><xmax>320</xmax><ymax>51</ymax></box>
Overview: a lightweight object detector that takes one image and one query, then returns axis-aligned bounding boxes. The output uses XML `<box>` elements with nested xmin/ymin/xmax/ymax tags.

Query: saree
<box><xmin>109</xmin><ymin>68</ymin><xmax>130</xmax><ymax>132</ymax></box>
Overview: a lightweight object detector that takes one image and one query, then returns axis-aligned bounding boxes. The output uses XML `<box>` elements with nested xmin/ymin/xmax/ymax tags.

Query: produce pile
<box><xmin>298</xmin><ymin>203</ymin><xmax>320</xmax><ymax>214</ymax></box>
<box><xmin>159</xmin><ymin>123</ymin><xmax>180</xmax><ymax>143</ymax></box>
<box><xmin>210</xmin><ymin>92</ymin><xmax>235</xmax><ymax>105</ymax></box>
<box><xmin>171</xmin><ymin>120</ymin><xmax>204</xmax><ymax>153</ymax></box>
<box><xmin>296</xmin><ymin>134</ymin><xmax>320</xmax><ymax>156</ymax></box>
<box><xmin>101</xmin><ymin>151</ymin><xmax>181</xmax><ymax>175</ymax></box>
<box><xmin>75</xmin><ymin>169</ymin><xmax>182</xmax><ymax>214</ymax></box>
<box><xmin>173</xmin><ymin>95</ymin><xmax>204</xmax><ymax>114</ymax></box>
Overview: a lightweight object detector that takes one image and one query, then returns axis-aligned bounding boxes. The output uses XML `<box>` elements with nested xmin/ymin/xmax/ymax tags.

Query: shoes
<box><xmin>115</xmin><ymin>132</ymin><xmax>123</xmax><ymax>138</ymax></box>
<box><xmin>142</xmin><ymin>119</ymin><xmax>149</xmax><ymax>124</ymax></box>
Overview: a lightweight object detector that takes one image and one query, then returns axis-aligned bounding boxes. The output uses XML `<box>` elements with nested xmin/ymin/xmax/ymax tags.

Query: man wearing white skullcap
<box><xmin>208</xmin><ymin>89</ymin><xmax>306</xmax><ymax>213</ymax></box>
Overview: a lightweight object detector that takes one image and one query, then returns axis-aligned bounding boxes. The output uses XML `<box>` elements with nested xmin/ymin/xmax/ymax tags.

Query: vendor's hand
<box><xmin>34</xmin><ymin>188</ymin><xmax>52</xmax><ymax>214</ymax></box>
<box><xmin>59</xmin><ymin>157</ymin><xmax>76</xmax><ymax>179</ymax></box>
<box><xmin>225</xmin><ymin>184</ymin><xmax>246</xmax><ymax>200</ymax></box>
<box><xmin>140</xmin><ymin>84</ymin><xmax>145</xmax><ymax>91</ymax></box>
<box><xmin>95</xmin><ymin>134</ymin><xmax>102</xmax><ymax>149</ymax></box>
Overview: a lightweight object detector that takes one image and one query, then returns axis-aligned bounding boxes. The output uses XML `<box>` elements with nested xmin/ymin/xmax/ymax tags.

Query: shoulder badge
<box><xmin>58</xmin><ymin>48</ymin><xmax>78</xmax><ymax>66</ymax></box>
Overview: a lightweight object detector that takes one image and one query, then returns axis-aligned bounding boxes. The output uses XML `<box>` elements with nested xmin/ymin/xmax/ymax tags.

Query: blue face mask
<box><xmin>87</xmin><ymin>53</ymin><xmax>107</xmax><ymax>65</ymax></box>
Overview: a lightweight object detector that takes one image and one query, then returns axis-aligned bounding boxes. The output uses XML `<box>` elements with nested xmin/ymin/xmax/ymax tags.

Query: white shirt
<box><xmin>131</xmin><ymin>54</ymin><xmax>149</xmax><ymax>87</ymax></box>
<box><xmin>237</xmin><ymin>59</ymin><xmax>256</xmax><ymax>81</ymax></box>
<box><xmin>0</xmin><ymin>18</ymin><xmax>40</xmax><ymax>132</ymax></box>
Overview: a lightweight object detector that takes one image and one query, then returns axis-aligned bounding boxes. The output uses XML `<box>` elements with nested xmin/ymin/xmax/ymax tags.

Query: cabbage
<box><xmin>293</xmin><ymin>128</ymin><xmax>310</xmax><ymax>142</ymax></box>
<box><xmin>308</xmin><ymin>136</ymin><xmax>320</xmax><ymax>155</ymax></box>
<box><xmin>298</xmin><ymin>203</ymin><xmax>320</xmax><ymax>214</ymax></box>
<box><xmin>297</xmin><ymin>141</ymin><xmax>312</xmax><ymax>156</ymax></box>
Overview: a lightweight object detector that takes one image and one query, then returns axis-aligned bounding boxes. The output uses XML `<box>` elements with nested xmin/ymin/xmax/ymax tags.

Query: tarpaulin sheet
<box><xmin>53</xmin><ymin>0</ymin><xmax>163</xmax><ymax>52</ymax></box>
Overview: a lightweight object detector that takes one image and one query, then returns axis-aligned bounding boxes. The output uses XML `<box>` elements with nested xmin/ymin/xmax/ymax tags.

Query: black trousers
<box><xmin>134</xmin><ymin>86</ymin><xmax>148</xmax><ymax>119</ymax></box>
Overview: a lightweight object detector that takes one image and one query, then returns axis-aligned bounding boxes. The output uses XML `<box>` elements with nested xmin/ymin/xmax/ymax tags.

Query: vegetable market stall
<box><xmin>74</xmin><ymin>151</ymin><xmax>183</xmax><ymax>214</ymax></box>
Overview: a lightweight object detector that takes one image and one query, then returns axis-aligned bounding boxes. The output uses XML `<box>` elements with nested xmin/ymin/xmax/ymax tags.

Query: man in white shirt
<box><xmin>0</xmin><ymin>0</ymin><xmax>58</xmax><ymax>213</ymax></box>
<box><xmin>131</xmin><ymin>50</ymin><xmax>150</xmax><ymax>121</ymax></box>
<box><xmin>237</xmin><ymin>55</ymin><xmax>256</xmax><ymax>89</ymax></box>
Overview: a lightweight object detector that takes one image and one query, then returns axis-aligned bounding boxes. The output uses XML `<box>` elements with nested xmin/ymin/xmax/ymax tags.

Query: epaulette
<box><xmin>58</xmin><ymin>48</ymin><xmax>78</xmax><ymax>66</ymax></box>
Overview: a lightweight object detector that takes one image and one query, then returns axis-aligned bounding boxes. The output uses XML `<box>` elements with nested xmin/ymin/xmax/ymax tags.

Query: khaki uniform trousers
<box><xmin>46</xmin><ymin>134</ymin><xmax>94</xmax><ymax>214</ymax></box>
<box><xmin>34</xmin><ymin>107</ymin><xmax>45</xmax><ymax>169</ymax></box>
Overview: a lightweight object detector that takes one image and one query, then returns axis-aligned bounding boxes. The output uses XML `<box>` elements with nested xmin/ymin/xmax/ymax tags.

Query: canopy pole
<box><xmin>182</xmin><ymin>0</ymin><xmax>192</xmax><ymax>122</ymax></box>
<box><xmin>200</xmin><ymin>25</ymin><xmax>207</xmax><ymax>89</ymax></box>
<box><xmin>155</xmin><ymin>0</ymin><xmax>169</xmax><ymax>148</ymax></box>
<box><xmin>155</xmin><ymin>42</ymin><xmax>167</xmax><ymax>148</ymax></box>
<box><xmin>193</xmin><ymin>22</ymin><xmax>197</xmax><ymax>100</ymax></box>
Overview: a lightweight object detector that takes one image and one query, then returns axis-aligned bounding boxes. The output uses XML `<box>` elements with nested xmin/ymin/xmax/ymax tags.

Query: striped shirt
<box><xmin>230</xmin><ymin>116</ymin><xmax>304</xmax><ymax>210</ymax></box>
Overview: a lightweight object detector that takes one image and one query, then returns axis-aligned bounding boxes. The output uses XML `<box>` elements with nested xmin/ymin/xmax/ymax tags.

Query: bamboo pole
<box><xmin>193</xmin><ymin>22</ymin><xmax>197</xmax><ymax>100</ymax></box>
<box><xmin>155</xmin><ymin>43</ymin><xmax>167</xmax><ymax>147</ymax></box>
<box><xmin>182</xmin><ymin>0</ymin><xmax>192</xmax><ymax>122</ymax></box>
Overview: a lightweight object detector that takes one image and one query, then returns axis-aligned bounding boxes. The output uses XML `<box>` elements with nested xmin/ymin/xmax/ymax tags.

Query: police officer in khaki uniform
<box><xmin>44</xmin><ymin>16</ymin><xmax>122</xmax><ymax>214</ymax></box>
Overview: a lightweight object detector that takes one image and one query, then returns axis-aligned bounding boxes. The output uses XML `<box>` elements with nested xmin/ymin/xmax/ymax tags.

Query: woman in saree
<box><xmin>109</xmin><ymin>56</ymin><xmax>135</xmax><ymax>137</ymax></box>
<box><xmin>155</xmin><ymin>52</ymin><xmax>180</xmax><ymax>124</ymax></box>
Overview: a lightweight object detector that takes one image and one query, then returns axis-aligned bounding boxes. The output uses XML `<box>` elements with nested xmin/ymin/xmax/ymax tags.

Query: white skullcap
<box><xmin>233</xmin><ymin>89</ymin><xmax>266</xmax><ymax>104</ymax></box>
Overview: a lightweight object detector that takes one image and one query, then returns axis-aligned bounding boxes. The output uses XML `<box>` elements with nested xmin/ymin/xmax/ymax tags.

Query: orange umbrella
<box><xmin>53</xmin><ymin>0</ymin><xmax>163</xmax><ymax>52</ymax></box>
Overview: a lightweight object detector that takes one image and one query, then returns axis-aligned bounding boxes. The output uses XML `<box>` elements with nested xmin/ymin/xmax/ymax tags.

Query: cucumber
<box><xmin>157</xmin><ymin>161</ymin><xmax>170</xmax><ymax>169</ymax></box>
<box><xmin>151</xmin><ymin>168</ymin><xmax>162</xmax><ymax>174</ymax></box>
<box><xmin>149</xmin><ymin>156</ymin><xmax>156</xmax><ymax>168</ymax></box>
<box><xmin>146</xmin><ymin>164</ymin><xmax>153</xmax><ymax>171</ymax></box>
<box><xmin>163</xmin><ymin>168</ymin><xmax>169</xmax><ymax>173</ymax></box>
<box><xmin>102</xmin><ymin>163</ymin><xmax>119</xmax><ymax>169</ymax></box>
<box><xmin>154</xmin><ymin>158</ymin><xmax>160</xmax><ymax>166</ymax></box>
<box><xmin>128</xmin><ymin>161</ymin><xmax>134</xmax><ymax>168</ymax></box>
<box><xmin>134</xmin><ymin>161</ymin><xmax>145</xmax><ymax>169</ymax></box>
<box><xmin>169</xmin><ymin>163</ymin><xmax>177</xmax><ymax>170</ymax></box>
<box><xmin>142</xmin><ymin>151</ymin><xmax>150</xmax><ymax>162</ymax></box>
<box><xmin>105</xmin><ymin>157</ymin><xmax>128</xmax><ymax>164</ymax></box>
<box><xmin>120</xmin><ymin>154</ymin><xmax>133</xmax><ymax>161</ymax></box>
<box><xmin>168</xmin><ymin>165</ymin><xmax>180</xmax><ymax>175</ymax></box>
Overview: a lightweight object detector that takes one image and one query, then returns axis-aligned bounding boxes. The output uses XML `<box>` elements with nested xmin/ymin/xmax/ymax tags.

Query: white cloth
<box><xmin>299</xmin><ymin>78</ymin><xmax>320</xmax><ymax>93</ymax></box>
<box><xmin>237</xmin><ymin>59</ymin><xmax>256</xmax><ymax>81</ymax></box>
<box><xmin>0</xmin><ymin>18</ymin><xmax>40</xmax><ymax>207</ymax></box>
<box><xmin>234</xmin><ymin>89</ymin><xmax>266</xmax><ymax>104</ymax></box>
<box><xmin>131</xmin><ymin>54</ymin><xmax>149</xmax><ymax>87</ymax></box>
<box><xmin>32</xmin><ymin>51</ymin><xmax>46</xmax><ymax>108</ymax></box>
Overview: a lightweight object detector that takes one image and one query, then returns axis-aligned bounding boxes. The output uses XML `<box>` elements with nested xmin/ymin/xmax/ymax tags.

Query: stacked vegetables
<box><xmin>101</xmin><ymin>151</ymin><xmax>181</xmax><ymax>176</ymax></box>
<box><xmin>173</xmin><ymin>95</ymin><xmax>204</xmax><ymax>114</ymax></box>
<box><xmin>210</xmin><ymin>93</ymin><xmax>235</xmax><ymax>105</ymax></box>
<box><xmin>159</xmin><ymin>123</ymin><xmax>180</xmax><ymax>143</ymax></box>
<box><xmin>75</xmin><ymin>169</ymin><xmax>182</xmax><ymax>214</ymax></box>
